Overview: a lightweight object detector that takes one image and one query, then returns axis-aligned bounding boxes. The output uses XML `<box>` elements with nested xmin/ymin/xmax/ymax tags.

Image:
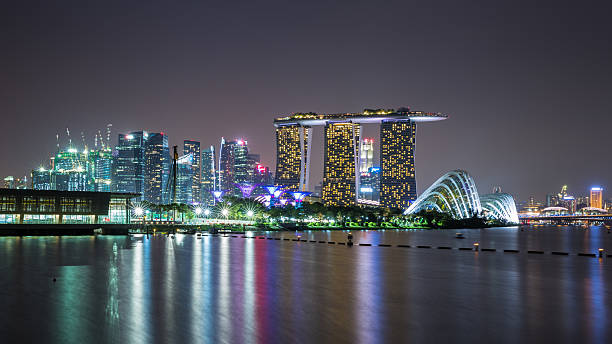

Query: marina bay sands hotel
<box><xmin>273</xmin><ymin>108</ymin><xmax>447</xmax><ymax>209</ymax></box>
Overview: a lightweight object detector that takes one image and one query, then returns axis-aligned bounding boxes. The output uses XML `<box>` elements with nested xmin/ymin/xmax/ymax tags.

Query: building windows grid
<box><xmin>0</xmin><ymin>196</ymin><xmax>16</xmax><ymax>212</ymax></box>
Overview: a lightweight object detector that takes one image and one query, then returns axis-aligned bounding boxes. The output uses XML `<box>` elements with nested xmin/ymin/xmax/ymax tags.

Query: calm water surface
<box><xmin>1</xmin><ymin>225</ymin><xmax>611</xmax><ymax>343</ymax></box>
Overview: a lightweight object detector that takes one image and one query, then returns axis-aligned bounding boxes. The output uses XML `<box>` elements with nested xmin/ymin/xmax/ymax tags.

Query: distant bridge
<box><xmin>520</xmin><ymin>214</ymin><xmax>612</xmax><ymax>225</ymax></box>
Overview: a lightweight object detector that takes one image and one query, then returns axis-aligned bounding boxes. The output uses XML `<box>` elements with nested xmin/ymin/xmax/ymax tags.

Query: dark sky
<box><xmin>3</xmin><ymin>0</ymin><xmax>611</xmax><ymax>202</ymax></box>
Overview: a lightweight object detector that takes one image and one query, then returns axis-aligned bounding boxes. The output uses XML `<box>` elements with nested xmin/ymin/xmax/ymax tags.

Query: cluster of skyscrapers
<box><xmin>274</xmin><ymin>108</ymin><xmax>446</xmax><ymax>209</ymax></box>
<box><xmin>13</xmin><ymin>128</ymin><xmax>272</xmax><ymax>206</ymax></box>
<box><xmin>520</xmin><ymin>185</ymin><xmax>611</xmax><ymax>215</ymax></box>
<box><xmin>5</xmin><ymin>106</ymin><xmax>449</xmax><ymax>211</ymax></box>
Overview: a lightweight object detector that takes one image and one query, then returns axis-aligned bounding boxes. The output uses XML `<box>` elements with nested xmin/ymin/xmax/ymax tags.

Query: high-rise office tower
<box><xmin>359</xmin><ymin>138</ymin><xmax>374</xmax><ymax>174</ymax></box>
<box><xmin>274</xmin><ymin>108</ymin><xmax>447</xmax><ymax>208</ymax></box>
<box><xmin>3</xmin><ymin>176</ymin><xmax>15</xmax><ymax>188</ymax></box>
<box><xmin>90</xmin><ymin>149</ymin><xmax>113</xmax><ymax>192</ymax></box>
<box><xmin>201</xmin><ymin>145</ymin><xmax>216</xmax><ymax>206</ymax></box>
<box><xmin>246</xmin><ymin>153</ymin><xmax>260</xmax><ymax>184</ymax></box>
<box><xmin>144</xmin><ymin>132</ymin><xmax>170</xmax><ymax>204</ymax></box>
<box><xmin>176</xmin><ymin>153</ymin><xmax>194</xmax><ymax>204</ymax></box>
<box><xmin>233</xmin><ymin>139</ymin><xmax>249</xmax><ymax>185</ymax></box>
<box><xmin>113</xmin><ymin>131</ymin><xmax>147</xmax><ymax>199</ymax></box>
<box><xmin>274</xmin><ymin>124</ymin><xmax>312</xmax><ymax>191</ymax></box>
<box><xmin>16</xmin><ymin>176</ymin><xmax>28</xmax><ymax>189</ymax></box>
<box><xmin>254</xmin><ymin>162</ymin><xmax>273</xmax><ymax>186</ymax></box>
<box><xmin>218</xmin><ymin>137</ymin><xmax>232</xmax><ymax>191</ymax></box>
<box><xmin>590</xmin><ymin>187</ymin><xmax>603</xmax><ymax>209</ymax></box>
<box><xmin>31</xmin><ymin>168</ymin><xmax>52</xmax><ymax>190</ymax></box>
<box><xmin>183</xmin><ymin>140</ymin><xmax>201</xmax><ymax>203</ymax></box>
<box><xmin>322</xmin><ymin>122</ymin><xmax>360</xmax><ymax>206</ymax></box>
<box><xmin>52</xmin><ymin>170</ymin><xmax>88</xmax><ymax>191</ymax></box>
<box><xmin>359</xmin><ymin>166</ymin><xmax>380</xmax><ymax>201</ymax></box>
<box><xmin>219</xmin><ymin>138</ymin><xmax>250</xmax><ymax>193</ymax></box>
<box><xmin>380</xmin><ymin>120</ymin><xmax>416</xmax><ymax>209</ymax></box>
<box><xmin>52</xmin><ymin>148</ymin><xmax>91</xmax><ymax>191</ymax></box>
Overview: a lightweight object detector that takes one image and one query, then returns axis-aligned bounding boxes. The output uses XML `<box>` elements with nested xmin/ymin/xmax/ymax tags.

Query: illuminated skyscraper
<box><xmin>52</xmin><ymin>170</ymin><xmax>88</xmax><ymax>191</ymax></box>
<box><xmin>274</xmin><ymin>124</ymin><xmax>312</xmax><ymax>191</ymax></box>
<box><xmin>183</xmin><ymin>140</ymin><xmax>201</xmax><ymax>203</ymax></box>
<box><xmin>176</xmin><ymin>153</ymin><xmax>194</xmax><ymax>204</ymax></box>
<box><xmin>590</xmin><ymin>187</ymin><xmax>603</xmax><ymax>209</ymax></box>
<box><xmin>218</xmin><ymin>138</ymin><xmax>232</xmax><ymax>191</ymax></box>
<box><xmin>218</xmin><ymin>138</ymin><xmax>250</xmax><ymax>193</ymax></box>
<box><xmin>273</xmin><ymin>108</ymin><xmax>447</xmax><ymax>209</ymax></box>
<box><xmin>3</xmin><ymin>176</ymin><xmax>15</xmax><ymax>188</ymax></box>
<box><xmin>31</xmin><ymin>168</ymin><xmax>52</xmax><ymax>190</ymax></box>
<box><xmin>322</xmin><ymin>122</ymin><xmax>360</xmax><ymax>206</ymax></box>
<box><xmin>246</xmin><ymin>153</ymin><xmax>260</xmax><ymax>184</ymax></box>
<box><xmin>380</xmin><ymin>120</ymin><xmax>416</xmax><ymax>209</ymax></box>
<box><xmin>201</xmin><ymin>145</ymin><xmax>216</xmax><ymax>206</ymax></box>
<box><xmin>359</xmin><ymin>138</ymin><xmax>374</xmax><ymax>173</ymax></box>
<box><xmin>254</xmin><ymin>162</ymin><xmax>273</xmax><ymax>185</ymax></box>
<box><xmin>144</xmin><ymin>133</ymin><xmax>170</xmax><ymax>204</ymax></box>
<box><xmin>359</xmin><ymin>166</ymin><xmax>380</xmax><ymax>201</ymax></box>
<box><xmin>234</xmin><ymin>139</ymin><xmax>249</xmax><ymax>185</ymax></box>
<box><xmin>51</xmin><ymin>148</ymin><xmax>91</xmax><ymax>191</ymax></box>
<box><xmin>113</xmin><ymin>131</ymin><xmax>148</xmax><ymax>199</ymax></box>
<box><xmin>90</xmin><ymin>149</ymin><xmax>113</xmax><ymax>192</ymax></box>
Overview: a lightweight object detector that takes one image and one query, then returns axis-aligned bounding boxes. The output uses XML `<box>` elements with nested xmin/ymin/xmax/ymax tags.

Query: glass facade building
<box><xmin>218</xmin><ymin>138</ymin><xmax>232</xmax><ymax>191</ymax></box>
<box><xmin>144</xmin><ymin>132</ymin><xmax>170</xmax><ymax>204</ymax></box>
<box><xmin>219</xmin><ymin>138</ymin><xmax>250</xmax><ymax>194</ymax></box>
<box><xmin>90</xmin><ymin>149</ymin><xmax>113</xmax><ymax>192</ymax></box>
<box><xmin>51</xmin><ymin>149</ymin><xmax>92</xmax><ymax>191</ymax></box>
<box><xmin>590</xmin><ymin>187</ymin><xmax>603</xmax><ymax>209</ymax></box>
<box><xmin>322</xmin><ymin>122</ymin><xmax>360</xmax><ymax>207</ymax></box>
<box><xmin>359</xmin><ymin>138</ymin><xmax>374</xmax><ymax>174</ymax></box>
<box><xmin>233</xmin><ymin>140</ymin><xmax>249</xmax><ymax>185</ymax></box>
<box><xmin>406</xmin><ymin>170</ymin><xmax>519</xmax><ymax>224</ymax></box>
<box><xmin>113</xmin><ymin>131</ymin><xmax>147</xmax><ymax>200</ymax></box>
<box><xmin>0</xmin><ymin>189</ymin><xmax>137</xmax><ymax>224</ymax></box>
<box><xmin>359</xmin><ymin>166</ymin><xmax>380</xmax><ymax>201</ymax></box>
<box><xmin>31</xmin><ymin>168</ymin><xmax>52</xmax><ymax>190</ymax></box>
<box><xmin>183</xmin><ymin>140</ymin><xmax>201</xmax><ymax>203</ymax></box>
<box><xmin>176</xmin><ymin>154</ymin><xmax>194</xmax><ymax>204</ymax></box>
<box><xmin>201</xmin><ymin>145</ymin><xmax>216</xmax><ymax>206</ymax></box>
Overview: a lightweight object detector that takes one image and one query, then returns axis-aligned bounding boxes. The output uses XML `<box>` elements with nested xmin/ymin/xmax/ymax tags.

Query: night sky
<box><xmin>3</xmin><ymin>0</ymin><xmax>611</xmax><ymax>202</ymax></box>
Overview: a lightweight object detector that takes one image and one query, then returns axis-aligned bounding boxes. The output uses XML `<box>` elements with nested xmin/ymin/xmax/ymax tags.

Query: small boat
<box><xmin>455</xmin><ymin>233</ymin><xmax>465</xmax><ymax>239</ymax></box>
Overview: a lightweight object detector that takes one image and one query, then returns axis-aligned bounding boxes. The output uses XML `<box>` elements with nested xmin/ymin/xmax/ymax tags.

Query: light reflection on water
<box><xmin>0</xmin><ymin>226</ymin><xmax>611</xmax><ymax>343</ymax></box>
<box><xmin>355</xmin><ymin>241</ymin><xmax>382</xmax><ymax>344</ymax></box>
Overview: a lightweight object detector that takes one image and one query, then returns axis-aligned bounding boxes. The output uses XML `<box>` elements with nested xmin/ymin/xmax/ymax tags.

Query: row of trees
<box><xmin>133</xmin><ymin>197</ymin><xmax>510</xmax><ymax>229</ymax></box>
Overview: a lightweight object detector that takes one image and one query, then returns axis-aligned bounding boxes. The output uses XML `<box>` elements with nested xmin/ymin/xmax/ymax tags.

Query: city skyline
<box><xmin>3</xmin><ymin>120</ymin><xmax>610</xmax><ymax>205</ymax></box>
<box><xmin>3</xmin><ymin>1</ymin><xmax>611</xmax><ymax>202</ymax></box>
<box><xmin>2</xmin><ymin>2</ymin><xmax>612</xmax><ymax>342</ymax></box>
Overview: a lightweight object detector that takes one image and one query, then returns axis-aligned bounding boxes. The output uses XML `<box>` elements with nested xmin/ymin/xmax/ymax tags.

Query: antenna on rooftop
<box><xmin>81</xmin><ymin>131</ymin><xmax>87</xmax><ymax>151</ymax></box>
<box><xmin>106</xmin><ymin>124</ymin><xmax>112</xmax><ymax>149</ymax></box>
<box><xmin>94</xmin><ymin>130</ymin><xmax>100</xmax><ymax>149</ymax></box>
<box><xmin>66</xmin><ymin>127</ymin><xmax>72</xmax><ymax>148</ymax></box>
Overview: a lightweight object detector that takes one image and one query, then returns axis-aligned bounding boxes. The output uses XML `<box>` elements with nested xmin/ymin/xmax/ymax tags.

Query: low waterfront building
<box><xmin>0</xmin><ymin>189</ymin><xmax>139</xmax><ymax>225</ymax></box>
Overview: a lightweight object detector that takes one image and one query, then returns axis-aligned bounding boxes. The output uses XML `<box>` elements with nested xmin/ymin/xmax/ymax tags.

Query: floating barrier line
<box><xmin>208</xmin><ymin>235</ymin><xmax>607</xmax><ymax>259</ymax></box>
